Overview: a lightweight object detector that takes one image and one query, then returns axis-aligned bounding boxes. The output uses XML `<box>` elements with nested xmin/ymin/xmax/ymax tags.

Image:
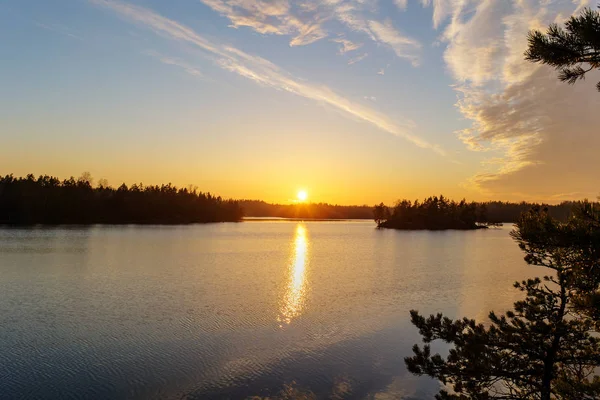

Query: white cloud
<box><xmin>199</xmin><ymin>0</ymin><xmax>327</xmax><ymax>46</ymax></box>
<box><xmin>368</xmin><ymin>19</ymin><xmax>421</xmax><ymax>66</ymax></box>
<box><xmin>330</xmin><ymin>37</ymin><xmax>362</xmax><ymax>54</ymax></box>
<box><xmin>200</xmin><ymin>0</ymin><xmax>422</xmax><ymax>65</ymax></box>
<box><xmin>91</xmin><ymin>0</ymin><xmax>443</xmax><ymax>154</ymax></box>
<box><xmin>394</xmin><ymin>0</ymin><xmax>408</xmax><ymax>10</ymax></box>
<box><xmin>330</xmin><ymin>2</ymin><xmax>422</xmax><ymax>64</ymax></box>
<box><xmin>425</xmin><ymin>0</ymin><xmax>600</xmax><ymax>199</ymax></box>
<box><xmin>348</xmin><ymin>52</ymin><xmax>368</xmax><ymax>65</ymax></box>
<box><xmin>419</xmin><ymin>0</ymin><xmax>456</xmax><ymax>30</ymax></box>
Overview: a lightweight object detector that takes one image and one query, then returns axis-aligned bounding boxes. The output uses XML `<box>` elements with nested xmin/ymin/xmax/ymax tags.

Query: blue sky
<box><xmin>1</xmin><ymin>0</ymin><xmax>599</xmax><ymax>204</ymax></box>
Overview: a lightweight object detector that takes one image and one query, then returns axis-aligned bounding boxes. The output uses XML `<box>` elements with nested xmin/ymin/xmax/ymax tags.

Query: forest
<box><xmin>0</xmin><ymin>174</ymin><xmax>243</xmax><ymax>225</ymax></box>
<box><xmin>240</xmin><ymin>200</ymin><xmax>374</xmax><ymax>219</ymax></box>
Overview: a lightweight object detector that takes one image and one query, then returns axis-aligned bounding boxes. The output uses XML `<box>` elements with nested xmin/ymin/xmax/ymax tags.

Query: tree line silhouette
<box><xmin>374</xmin><ymin>196</ymin><xmax>594</xmax><ymax>230</ymax></box>
<box><xmin>240</xmin><ymin>200</ymin><xmax>374</xmax><ymax>219</ymax></box>
<box><xmin>243</xmin><ymin>198</ymin><xmax>579</xmax><ymax>223</ymax></box>
<box><xmin>0</xmin><ymin>175</ymin><xmax>587</xmax><ymax>226</ymax></box>
<box><xmin>482</xmin><ymin>200</ymin><xmax>575</xmax><ymax>222</ymax></box>
<box><xmin>0</xmin><ymin>173</ymin><xmax>243</xmax><ymax>225</ymax></box>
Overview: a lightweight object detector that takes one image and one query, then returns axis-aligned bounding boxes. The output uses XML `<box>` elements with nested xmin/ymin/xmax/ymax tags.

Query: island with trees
<box><xmin>373</xmin><ymin>196</ymin><xmax>596</xmax><ymax>230</ymax></box>
<box><xmin>0</xmin><ymin>173</ymin><xmax>243</xmax><ymax>225</ymax></box>
<box><xmin>374</xmin><ymin>196</ymin><xmax>491</xmax><ymax>230</ymax></box>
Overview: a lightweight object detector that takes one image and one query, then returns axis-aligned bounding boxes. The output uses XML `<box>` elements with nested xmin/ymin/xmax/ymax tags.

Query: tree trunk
<box><xmin>541</xmin><ymin>274</ymin><xmax>569</xmax><ymax>400</ymax></box>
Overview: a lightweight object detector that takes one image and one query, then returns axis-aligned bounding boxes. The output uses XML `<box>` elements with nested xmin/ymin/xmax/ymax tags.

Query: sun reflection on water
<box><xmin>279</xmin><ymin>224</ymin><xmax>309</xmax><ymax>326</ymax></box>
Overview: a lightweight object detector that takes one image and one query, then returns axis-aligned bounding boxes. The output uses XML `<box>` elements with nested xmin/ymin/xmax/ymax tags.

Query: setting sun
<box><xmin>297</xmin><ymin>190</ymin><xmax>308</xmax><ymax>202</ymax></box>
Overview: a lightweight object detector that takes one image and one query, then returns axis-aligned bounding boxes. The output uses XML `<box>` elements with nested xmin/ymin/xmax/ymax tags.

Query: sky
<box><xmin>1</xmin><ymin>0</ymin><xmax>599</xmax><ymax>205</ymax></box>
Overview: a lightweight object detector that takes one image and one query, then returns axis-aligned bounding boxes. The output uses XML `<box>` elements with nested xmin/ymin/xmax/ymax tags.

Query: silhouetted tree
<box><xmin>0</xmin><ymin>173</ymin><xmax>243</xmax><ymax>225</ymax></box>
<box><xmin>405</xmin><ymin>206</ymin><xmax>600</xmax><ymax>399</ymax></box>
<box><xmin>525</xmin><ymin>6</ymin><xmax>600</xmax><ymax>91</ymax></box>
<box><xmin>78</xmin><ymin>171</ymin><xmax>94</xmax><ymax>187</ymax></box>
<box><xmin>97</xmin><ymin>178</ymin><xmax>109</xmax><ymax>189</ymax></box>
<box><xmin>373</xmin><ymin>202</ymin><xmax>389</xmax><ymax>226</ymax></box>
<box><xmin>516</xmin><ymin>202</ymin><xmax>600</xmax><ymax>330</ymax></box>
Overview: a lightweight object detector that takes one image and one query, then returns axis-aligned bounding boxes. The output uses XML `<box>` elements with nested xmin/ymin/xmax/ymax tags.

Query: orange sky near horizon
<box><xmin>2</xmin><ymin>1</ymin><xmax>600</xmax><ymax>207</ymax></box>
<box><xmin>2</xmin><ymin>164</ymin><xmax>589</xmax><ymax>206</ymax></box>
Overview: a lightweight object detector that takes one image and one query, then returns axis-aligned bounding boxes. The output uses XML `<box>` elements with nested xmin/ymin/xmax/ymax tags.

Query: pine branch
<box><xmin>525</xmin><ymin>7</ymin><xmax>600</xmax><ymax>91</ymax></box>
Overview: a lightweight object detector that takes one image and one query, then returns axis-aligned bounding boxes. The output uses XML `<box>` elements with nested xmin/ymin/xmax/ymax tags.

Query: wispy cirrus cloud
<box><xmin>348</xmin><ymin>52</ymin><xmax>368</xmax><ymax>65</ymax></box>
<box><xmin>420</xmin><ymin>0</ymin><xmax>456</xmax><ymax>29</ymax></box>
<box><xmin>91</xmin><ymin>0</ymin><xmax>443</xmax><ymax>154</ymax></box>
<box><xmin>199</xmin><ymin>0</ymin><xmax>423</xmax><ymax>65</ymax></box>
<box><xmin>199</xmin><ymin>0</ymin><xmax>327</xmax><ymax>46</ymax></box>
<box><xmin>330</xmin><ymin>37</ymin><xmax>362</xmax><ymax>54</ymax></box>
<box><xmin>319</xmin><ymin>1</ymin><xmax>422</xmax><ymax>63</ymax></box>
<box><xmin>367</xmin><ymin>19</ymin><xmax>421</xmax><ymax>66</ymax></box>
<box><xmin>144</xmin><ymin>50</ymin><xmax>203</xmax><ymax>77</ymax></box>
<box><xmin>34</xmin><ymin>22</ymin><xmax>83</xmax><ymax>40</ymax></box>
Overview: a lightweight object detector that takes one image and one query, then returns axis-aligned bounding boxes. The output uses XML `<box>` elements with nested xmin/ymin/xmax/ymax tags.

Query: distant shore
<box><xmin>243</xmin><ymin>217</ymin><xmax>361</xmax><ymax>222</ymax></box>
<box><xmin>0</xmin><ymin>174</ymin><xmax>586</xmax><ymax>226</ymax></box>
<box><xmin>378</xmin><ymin>222</ymin><xmax>491</xmax><ymax>230</ymax></box>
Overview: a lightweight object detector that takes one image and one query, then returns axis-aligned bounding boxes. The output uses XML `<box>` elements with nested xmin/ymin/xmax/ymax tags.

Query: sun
<box><xmin>297</xmin><ymin>190</ymin><xmax>308</xmax><ymax>202</ymax></box>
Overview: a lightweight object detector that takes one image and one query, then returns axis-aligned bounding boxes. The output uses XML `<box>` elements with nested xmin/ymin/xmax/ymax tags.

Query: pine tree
<box><xmin>405</xmin><ymin>207</ymin><xmax>600</xmax><ymax>399</ymax></box>
<box><xmin>525</xmin><ymin>6</ymin><xmax>600</xmax><ymax>91</ymax></box>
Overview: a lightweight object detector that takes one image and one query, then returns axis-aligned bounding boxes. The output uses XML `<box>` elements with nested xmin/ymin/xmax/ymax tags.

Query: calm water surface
<box><xmin>0</xmin><ymin>221</ymin><xmax>539</xmax><ymax>399</ymax></box>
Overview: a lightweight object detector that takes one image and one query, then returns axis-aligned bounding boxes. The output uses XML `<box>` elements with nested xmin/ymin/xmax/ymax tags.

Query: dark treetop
<box><xmin>0</xmin><ymin>173</ymin><xmax>243</xmax><ymax>225</ymax></box>
<box><xmin>525</xmin><ymin>6</ymin><xmax>600</xmax><ymax>92</ymax></box>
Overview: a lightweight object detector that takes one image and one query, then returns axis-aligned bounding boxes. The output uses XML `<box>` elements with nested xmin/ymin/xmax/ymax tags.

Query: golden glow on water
<box><xmin>279</xmin><ymin>224</ymin><xmax>309</xmax><ymax>326</ymax></box>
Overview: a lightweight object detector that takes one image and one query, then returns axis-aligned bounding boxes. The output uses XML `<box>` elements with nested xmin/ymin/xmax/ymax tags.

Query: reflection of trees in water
<box><xmin>1</xmin><ymin>226</ymin><xmax>93</xmax><ymax>258</ymax></box>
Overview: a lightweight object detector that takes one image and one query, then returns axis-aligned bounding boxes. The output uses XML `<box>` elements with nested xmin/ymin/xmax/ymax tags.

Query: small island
<box><xmin>374</xmin><ymin>195</ymin><xmax>495</xmax><ymax>230</ymax></box>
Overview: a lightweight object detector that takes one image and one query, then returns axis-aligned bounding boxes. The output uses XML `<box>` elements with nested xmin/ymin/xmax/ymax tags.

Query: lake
<box><xmin>0</xmin><ymin>221</ymin><xmax>539</xmax><ymax>399</ymax></box>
